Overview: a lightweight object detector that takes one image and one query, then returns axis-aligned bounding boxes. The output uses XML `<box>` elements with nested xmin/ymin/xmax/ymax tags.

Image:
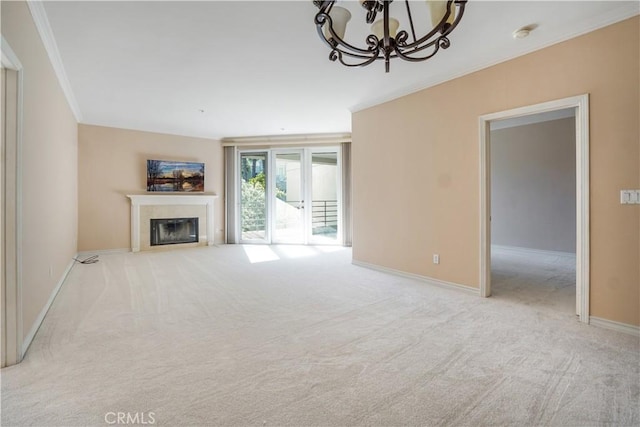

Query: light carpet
<box><xmin>491</xmin><ymin>246</ymin><xmax>577</xmax><ymax>316</ymax></box>
<box><xmin>1</xmin><ymin>245</ymin><xmax>638</xmax><ymax>426</ymax></box>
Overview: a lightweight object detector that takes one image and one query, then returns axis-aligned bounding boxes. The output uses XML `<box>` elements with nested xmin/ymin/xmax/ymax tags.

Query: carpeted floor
<box><xmin>491</xmin><ymin>246</ymin><xmax>577</xmax><ymax>316</ymax></box>
<box><xmin>1</xmin><ymin>245</ymin><xmax>638</xmax><ymax>426</ymax></box>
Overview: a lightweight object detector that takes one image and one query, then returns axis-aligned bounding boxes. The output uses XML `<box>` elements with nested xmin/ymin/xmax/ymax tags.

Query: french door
<box><xmin>272</xmin><ymin>151</ymin><xmax>305</xmax><ymax>243</ymax></box>
<box><xmin>238</xmin><ymin>148</ymin><xmax>341</xmax><ymax>245</ymax></box>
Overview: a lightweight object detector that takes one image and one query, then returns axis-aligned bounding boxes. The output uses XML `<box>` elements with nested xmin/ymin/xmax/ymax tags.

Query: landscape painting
<box><xmin>147</xmin><ymin>160</ymin><xmax>205</xmax><ymax>192</ymax></box>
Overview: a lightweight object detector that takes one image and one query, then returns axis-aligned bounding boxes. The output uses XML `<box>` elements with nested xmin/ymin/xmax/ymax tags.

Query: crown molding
<box><xmin>351</xmin><ymin>4</ymin><xmax>640</xmax><ymax>113</ymax></box>
<box><xmin>1</xmin><ymin>36</ymin><xmax>23</xmax><ymax>70</ymax></box>
<box><xmin>26</xmin><ymin>1</ymin><xmax>83</xmax><ymax>122</ymax></box>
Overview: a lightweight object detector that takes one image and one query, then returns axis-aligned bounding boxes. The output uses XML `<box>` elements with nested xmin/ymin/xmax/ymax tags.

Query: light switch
<box><xmin>621</xmin><ymin>190</ymin><xmax>630</xmax><ymax>204</ymax></box>
<box><xmin>620</xmin><ymin>190</ymin><xmax>640</xmax><ymax>204</ymax></box>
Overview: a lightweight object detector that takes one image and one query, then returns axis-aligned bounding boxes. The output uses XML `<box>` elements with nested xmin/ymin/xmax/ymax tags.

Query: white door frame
<box><xmin>237</xmin><ymin>147</ymin><xmax>343</xmax><ymax>246</ymax></box>
<box><xmin>1</xmin><ymin>36</ymin><xmax>24</xmax><ymax>366</ymax></box>
<box><xmin>479</xmin><ymin>94</ymin><xmax>590</xmax><ymax>323</ymax></box>
<box><xmin>272</xmin><ymin>147</ymin><xmax>343</xmax><ymax>245</ymax></box>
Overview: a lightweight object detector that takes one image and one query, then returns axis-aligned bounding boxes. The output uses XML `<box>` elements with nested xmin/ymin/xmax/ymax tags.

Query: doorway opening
<box><xmin>238</xmin><ymin>147</ymin><xmax>342</xmax><ymax>245</ymax></box>
<box><xmin>479</xmin><ymin>95</ymin><xmax>590</xmax><ymax>323</ymax></box>
<box><xmin>489</xmin><ymin>109</ymin><xmax>576</xmax><ymax>316</ymax></box>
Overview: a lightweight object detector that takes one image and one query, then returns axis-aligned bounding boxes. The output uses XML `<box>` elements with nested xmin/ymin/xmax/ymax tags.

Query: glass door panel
<box><xmin>273</xmin><ymin>151</ymin><xmax>304</xmax><ymax>243</ymax></box>
<box><xmin>240</xmin><ymin>152</ymin><xmax>268</xmax><ymax>242</ymax></box>
<box><xmin>237</xmin><ymin>148</ymin><xmax>342</xmax><ymax>246</ymax></box>
<box><xmin>310</xmin><ymin>151</ymin><xmax>339</xmax><ymax>244</ymax></box>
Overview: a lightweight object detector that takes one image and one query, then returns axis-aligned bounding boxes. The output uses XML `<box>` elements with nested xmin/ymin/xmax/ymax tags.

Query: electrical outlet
<box><xmin>433</xmin><ymin>254</ymin><xmax>440</xmax><ymax>264</ymax></box>
<box><xmin>49</xmin><ymin>265</ymin><xmax>53</xmax><ymax>278</ymax></box>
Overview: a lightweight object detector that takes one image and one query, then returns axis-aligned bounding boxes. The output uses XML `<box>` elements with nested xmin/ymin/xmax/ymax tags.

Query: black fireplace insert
<box><xmin>150</xmin><ymin>217</ymin><xmax>199</xmax><ymax>246</ymax></box>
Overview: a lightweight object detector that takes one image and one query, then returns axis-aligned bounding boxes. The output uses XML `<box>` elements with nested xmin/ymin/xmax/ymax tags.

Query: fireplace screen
<box><xmin>150</xmin><ymin>218</ymin><xmax>199</xmax><ymax>246</ymax></box>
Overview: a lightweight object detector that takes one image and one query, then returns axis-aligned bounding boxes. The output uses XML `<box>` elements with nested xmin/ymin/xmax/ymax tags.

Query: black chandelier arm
<box><xmin>315</xmin><ymin>12</ymin><xmax>381</xmax><ymax>58</ymax></box>
<box><xmin>329</xmin><ymin>49</ymin><xmax>380</xmax><ymax>68</ymax></box>
<box><xmin>361</xmin><ymin>0</ymin><xmax>382</xmax><ymax>23</ymax></box>
<box><xmin>439</xmin><ymin>37</ymin><xmax>451</xmax><ymax>50</ymax></box>
<box><xmin>394</xmin><ymin>37</ymin><xmax>449</xmax><ymax>63</ymax></box>
<box><xmin>399</xmin><ymin>0</ymin><xmax>466</xmax><ymax>52</ymax></box>
<box><xmin>395</xmin><ymin>29</ymin><xmax>451</xmax><ymax>57</ymax></box>
<box><xmin>404</xmin><ymin>0</ymin><xmax>417</xmax><ymax>44</ymax></box>
<box><xmin>395</xmin><ymin>30</ymin><xmax>439</xmax><ymax>55</ymax></box>
<box><xmin>316</xmin><ymin>27</ymin><xmax>383</xmax><ymax>62</ymax></box>
<box><xmin>313</xmin><ymin>0</ymin><xmax>333</xmax><ymax>12</ymax></box>
<box><xmin>439</xmin><ymin>1</ymin><xmax>467</xmax><ymax>38</ymax></box>
<box><xmin>395</xmin><ymin>30</ymin><xmax>410</xmax><ymax>46</ymax></box>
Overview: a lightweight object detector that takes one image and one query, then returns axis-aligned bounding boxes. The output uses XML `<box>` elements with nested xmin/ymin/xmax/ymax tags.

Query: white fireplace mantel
<box><xmin>127</xmin><ymin>194</ymin><xmax>218</xmax><ymax>252</ymax></box>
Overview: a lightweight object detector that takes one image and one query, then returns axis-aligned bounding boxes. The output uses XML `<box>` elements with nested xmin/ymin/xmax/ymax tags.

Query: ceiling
<box><xmin>41</xmin><ymin>1</ymin><xmax>639</xmax><ymax>140</ymax></box>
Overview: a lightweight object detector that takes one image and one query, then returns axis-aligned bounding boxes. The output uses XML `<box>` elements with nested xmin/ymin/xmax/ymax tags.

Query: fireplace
<box><xmin>150</xmin><ymin>218</ymin><xmax>199</xmax><ymax>246</ymax></box>
<box><xmin>127</xmin><ymin>194</ymin><xmax>218</xmax><ymax>252</ymax></box>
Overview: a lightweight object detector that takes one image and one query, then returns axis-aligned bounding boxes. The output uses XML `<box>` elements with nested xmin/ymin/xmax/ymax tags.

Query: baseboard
<box><xmin>76</xmin><ymin>248</ymin><xmax>130</xmax><ymax>257</ymax></box>
<box><xmin>21</xmin><ymin>256</ymin><xmax>77</xmax><ymax>358</ymax></box>
<box><xmin>590</xmin><ymin>316</ymin><xmax>640</xmax><ymax>337</ymax></box>
<box><xmin>492</xmin><ymin>244</ymin><xmax>576</xmax><ymax>259</ymax></box>
<box><xmin>352</xmin><ymin>260</ymin><xmax>479</xmax><ymax>295</ymax></box>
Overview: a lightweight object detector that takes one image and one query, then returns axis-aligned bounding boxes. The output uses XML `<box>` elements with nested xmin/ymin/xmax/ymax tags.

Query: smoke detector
<box><xmin>513</xmin><ymin>25</ymin><xmax>536</xmax><ymax>39</ymax></box>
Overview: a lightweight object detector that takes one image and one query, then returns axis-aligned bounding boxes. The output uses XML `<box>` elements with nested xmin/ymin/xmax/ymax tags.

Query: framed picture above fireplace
<box><xmin>147</xmin><ymin>159</ymin><xmax>205</xmax><ymax>192</ymax></box>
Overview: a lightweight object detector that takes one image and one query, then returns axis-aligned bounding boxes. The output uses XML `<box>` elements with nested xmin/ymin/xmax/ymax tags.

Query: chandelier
<box><xmin>313</xmin><ymin>0</ymin><xmax>467</xmax><ymax>72</ymax></box>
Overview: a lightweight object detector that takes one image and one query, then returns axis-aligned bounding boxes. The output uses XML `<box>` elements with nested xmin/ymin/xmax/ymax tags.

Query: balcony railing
<box><xmin>311</xmin><ymin>200</ymin><xmax>338</xmax><ymax>231</ymax></box>
<box><xmin>241</xmin><ymin>199</ymin><xmax>338</xmax><ymax>233</ymax></box>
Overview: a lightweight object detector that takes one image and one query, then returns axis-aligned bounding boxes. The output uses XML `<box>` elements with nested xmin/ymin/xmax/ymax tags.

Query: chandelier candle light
<box><xmin>313</xmin><ymin>0</ymin><xmax>467</xmax><ymax>72</ymax></box>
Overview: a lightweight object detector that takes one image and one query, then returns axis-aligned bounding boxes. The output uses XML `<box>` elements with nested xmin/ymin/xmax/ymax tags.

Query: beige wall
<box><xmin>2</xmin><ymin>1</ymin><xmax>79</xmax><ymax>340</ymax></box>
<box><xmin>491</xmin><ymin>118</ymin><xmax>576</xmax><ymax>253</ymax></box>
<box><xmin>78</xmin><ymin>124</ymin><xmax>223</xmax><ymax>251</ymax></box>
<box><xmin>352</xmin><ymin>17</ymin><xmax>639</xmax><ymax>326</ymax></box>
